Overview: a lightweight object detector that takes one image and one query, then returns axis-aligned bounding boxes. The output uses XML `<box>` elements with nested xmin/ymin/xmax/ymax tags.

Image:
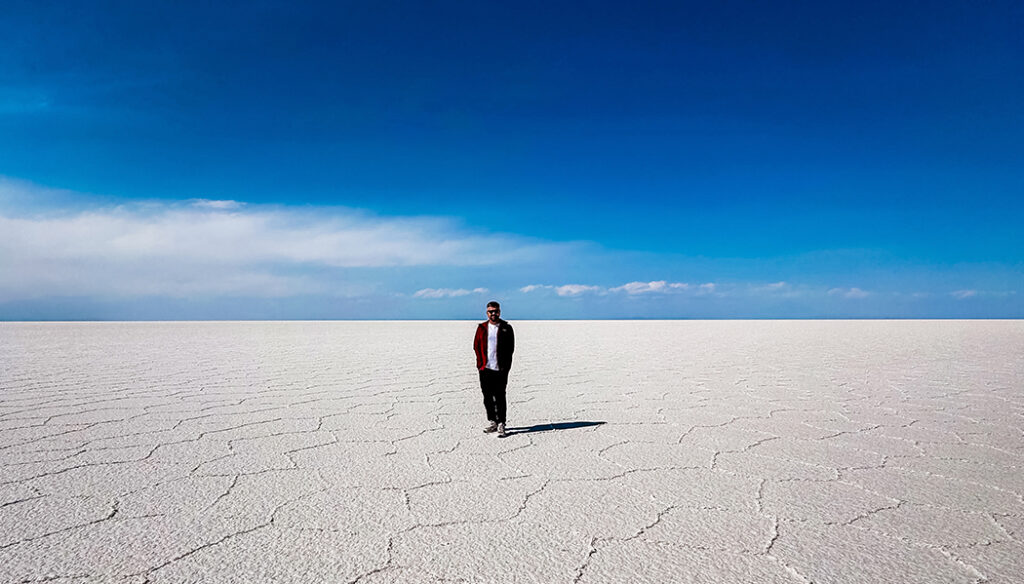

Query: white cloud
<box><xmin>828</xmin><ymin>287</ymin><xmax>871</xmax><ymax>299</ymax></box>
<box><xmin>556</xmin><ymin>284</ymin><xmax>602</xmax><ymax>297</ymax></box>
<box><xmin>0</xmin><ymin>182</ymin><xmax>570</xmax><ymax>300</ymax></box>
<box><xmin>610</xmin><ymin>281</ymin><xmax>690</xmax><ymax>294</ymax></box>
<box><xmin>520</xmin><ymin>283</ymin><xmax>604</xmax><ymax>296</ymax></box>
<box><xmin>521</xmin><ymin>280</ymin><xmax>718</xmax><ymax>298</ymax></box>
<box><xmin>190</xmin><ymin>199</ymin><xmax>243</xmax><ymax>210</ymax></box>
<box><xmin>413</xmin><ymin>287</ymin><xmax>488</xmax><ymax>299</ymax></box>
<box><xmin>748</xmin><ymin>281</ymin><xmax>815</xmax><ymax>299</ymax></box>
<box><xmin>951</xmin><ymin>289</ymin><xmax>977</xmax><ymax>299</ymax></box>
<box><xmin>519</xmin><ymin>284</ymin><xmax>550</xmax><ymax>293</ymax></box>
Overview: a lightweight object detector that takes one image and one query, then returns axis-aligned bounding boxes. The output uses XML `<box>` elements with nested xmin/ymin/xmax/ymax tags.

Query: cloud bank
<box><xmin>1</xmin><ymin>179</ymin><xmax>1018</xmax><ymax>319</ymax></box>
<box><xmin>0</xmin><ymin>183</ymin><xmax>567</xmax><ymax>301</ymax></box>
<box><xmin>520</xmin><ymin>281</ymin><xmax>715</xmax><ymax>297</ymax></box>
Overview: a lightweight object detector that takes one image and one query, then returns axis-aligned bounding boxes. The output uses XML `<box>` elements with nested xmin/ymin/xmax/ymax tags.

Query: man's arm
<box><xmin>473</xmin><ymin>324</ymin><xmax>484</xmax><ymax>369</ymax></box>
<box><xmin>504</xmin><ymin>324</ymin><xmax>515</xmax><ymax>371</ymax></box>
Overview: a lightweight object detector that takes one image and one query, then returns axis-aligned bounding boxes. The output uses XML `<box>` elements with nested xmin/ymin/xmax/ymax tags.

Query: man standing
<box><xmin>473</xmin><ymin>301</ymin><xmax>515</xmax><ymax>437</ymax></box>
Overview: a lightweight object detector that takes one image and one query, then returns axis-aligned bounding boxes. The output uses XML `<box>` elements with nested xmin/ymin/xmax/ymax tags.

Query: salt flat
<box><xmin>1</xmin><ymin>320</ymin><xmax>1022</xmax><ymax>584</ymax></box>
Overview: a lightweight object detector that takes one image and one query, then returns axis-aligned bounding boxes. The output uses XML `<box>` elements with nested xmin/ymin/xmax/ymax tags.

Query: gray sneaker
<box><xmin>483</xmin><ymin>421</ymin><xmax>498</xmax><ymax>433</ymax></box>
<box><xmin>496</xmin><ymin>423</ymin><xmax>506</xmax><ymax>437</ymax></box>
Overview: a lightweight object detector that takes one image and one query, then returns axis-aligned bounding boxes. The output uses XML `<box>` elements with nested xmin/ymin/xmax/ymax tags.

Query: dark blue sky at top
<box><xmin>1</xmin><ymin>1</ymin><xmax>1022</xmax><ymax>318</ymax></box>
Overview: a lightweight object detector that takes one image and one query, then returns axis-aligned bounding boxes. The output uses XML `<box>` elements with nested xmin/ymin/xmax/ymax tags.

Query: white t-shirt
<box><xmin>486</xmin><ymin>322</ymin><xmax>499</xmax><ymax>371</ymax></box>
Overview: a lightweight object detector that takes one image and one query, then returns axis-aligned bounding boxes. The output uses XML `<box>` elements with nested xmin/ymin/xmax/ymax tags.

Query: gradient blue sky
<box><xmin>1</xmin><ymin>1</ymin><xmax>1021</xmax><ymax>319</ymax></box>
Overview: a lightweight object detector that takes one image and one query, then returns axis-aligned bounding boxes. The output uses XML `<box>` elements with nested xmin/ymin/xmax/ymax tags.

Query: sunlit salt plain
<box><xmin>1</xmin><ymin>320</ymin><xmax>1022</xmax><ymax>583</ymax></box>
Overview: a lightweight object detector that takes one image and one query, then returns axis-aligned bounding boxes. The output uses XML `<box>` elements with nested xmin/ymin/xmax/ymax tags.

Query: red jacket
<box><xmin>473</xmin><ymin>319</ymin><xmax>515</xmax><ymax>371</ymax></box>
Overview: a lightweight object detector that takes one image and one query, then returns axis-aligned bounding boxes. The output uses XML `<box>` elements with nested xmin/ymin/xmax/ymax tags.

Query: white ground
<box><xmin>1</xmin><ymin>320</ymin><xmax>1022</xmax><ymax>584</ymax></box>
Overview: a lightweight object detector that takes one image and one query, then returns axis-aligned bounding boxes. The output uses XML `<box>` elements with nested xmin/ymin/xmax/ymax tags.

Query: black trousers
<box><xmin>479</xmin><ymin>368</ymin><xmax>508</xmax><ymax>423</ymax></box>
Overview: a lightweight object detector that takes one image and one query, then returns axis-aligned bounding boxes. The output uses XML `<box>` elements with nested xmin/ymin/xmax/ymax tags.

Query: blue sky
<box><xmin>1</xmin><ymin>1</ymin><xmax>1021</xmax><ymax>319</ymax></box>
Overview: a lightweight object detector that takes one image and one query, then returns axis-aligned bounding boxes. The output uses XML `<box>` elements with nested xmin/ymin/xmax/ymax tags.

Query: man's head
<box><xmin>486</xmin><ymin>301</ymin><xmax>501</xmax><ymax>323</ymax></box>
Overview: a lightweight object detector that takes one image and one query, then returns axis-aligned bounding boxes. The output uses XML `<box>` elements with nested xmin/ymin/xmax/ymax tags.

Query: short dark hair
<box><xmin>486</xmin><ymin>301</ymin><xmax>500</xmax><ymax>310</ymax></box>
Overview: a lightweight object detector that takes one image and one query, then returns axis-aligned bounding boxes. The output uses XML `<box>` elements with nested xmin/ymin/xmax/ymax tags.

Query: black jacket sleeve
<box><xmin>499</xmin><ymin>322</ymin><xmax>515</xmax><ymax>371</ymax></box>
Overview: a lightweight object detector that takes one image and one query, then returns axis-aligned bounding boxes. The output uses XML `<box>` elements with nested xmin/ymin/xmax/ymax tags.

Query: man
<box><xmin>473</xmin><ymin>301</ymin><xmax>515</xmax><ymax>437</ymax></box>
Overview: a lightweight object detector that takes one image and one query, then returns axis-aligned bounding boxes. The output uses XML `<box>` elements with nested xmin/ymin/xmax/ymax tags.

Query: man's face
<box><xmin>486</xmin><ymin>306</ymin><xmax>500</xmax><ymax>323</ymax></box>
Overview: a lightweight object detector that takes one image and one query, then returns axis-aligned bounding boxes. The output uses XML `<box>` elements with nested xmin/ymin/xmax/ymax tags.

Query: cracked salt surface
<box><xmin>1</xmin><ymin>320</ymin><xmax>1022</xmax><ymax>583</ymax></box>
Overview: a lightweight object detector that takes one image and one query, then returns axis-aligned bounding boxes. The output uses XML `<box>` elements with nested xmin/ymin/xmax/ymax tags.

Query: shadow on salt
<box><xmin>503</xmin><ymin>421</ymin><xmax>606</xmax><ymax>436</ymax></box>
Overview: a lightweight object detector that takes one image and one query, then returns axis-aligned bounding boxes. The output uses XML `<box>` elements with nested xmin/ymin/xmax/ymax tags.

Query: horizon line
<box><xmin>2</xmin><ymin>317</ymin><xmax>1022</xmax><ymax>324</ymax></box>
